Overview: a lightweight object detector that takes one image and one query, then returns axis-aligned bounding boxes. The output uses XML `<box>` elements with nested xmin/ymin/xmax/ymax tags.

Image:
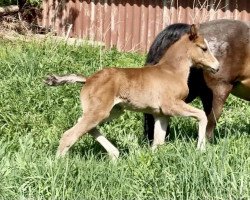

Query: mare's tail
<box><xmin>44</xmin><ymin>74</ymin><xmax>87</xmax><ymax>86</ymax></box>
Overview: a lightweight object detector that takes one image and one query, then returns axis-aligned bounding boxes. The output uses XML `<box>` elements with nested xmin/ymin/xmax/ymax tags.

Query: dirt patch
<box><xmin>0</xmin><ymin>12</ymin><xmax>104</xmax><ymax>48</ymax></box>
<box><xmin>0</xmin><ymin>15</ymin><xmax>31</xmax><ymax>36</ymax></box>
<box><xmin>0</xmin><ymin>6</ymin><xmax>49</xmax><ymax>39</ymax></box>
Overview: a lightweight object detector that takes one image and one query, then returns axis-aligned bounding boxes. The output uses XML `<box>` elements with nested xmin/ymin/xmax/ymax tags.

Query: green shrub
<box><xmin>0</xmin><ymin>0</ymin><xmax>18</xmax><ymax>6</ymax></box>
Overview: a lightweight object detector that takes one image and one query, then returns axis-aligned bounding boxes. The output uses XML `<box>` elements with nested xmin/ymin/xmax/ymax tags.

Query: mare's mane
<box><xmin>146</xmin><ymin>23</ymin><xmax>191</xmax><ymax>65</ymax></box>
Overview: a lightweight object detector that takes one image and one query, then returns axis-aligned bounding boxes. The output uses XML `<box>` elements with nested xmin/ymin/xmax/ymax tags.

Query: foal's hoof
<box><xmin>151</xmin><ymin>142</ymin><xmax>165</xmax><ymax>152</ymax></box>
<box><xmin>151</xmin><ymin>145</ymin><xmax>158</xmax><ymax>152</ymax></box>
<box><xmin>197</xmin><ymin>144</ymin><xmax>206</xmax><ymax>152</ymax></box>
<box><xmin>109</xmin><ymin>150</ymin><xmax>119</xmax><ymax>161</ymax></box>
<box><xmin>55</xmin><ymin>149</ymin><xmax>68</xmax><ymax>158</ymax></box>
<box><xmin>56</xmin><ymin>152</ymin><xmax>63</xmax><ymax>159</ymax></box>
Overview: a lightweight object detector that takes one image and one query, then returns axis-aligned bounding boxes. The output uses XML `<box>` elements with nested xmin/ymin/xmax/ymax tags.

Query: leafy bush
<box><xmin>26</xmin><ymin>0</ymin><xmax>42</xmax><ymax>7</ymax></box>
<box><xmin>0</xmin><ymin>0</ymin><xmax>18</xmax><ymax>6</ymax></box>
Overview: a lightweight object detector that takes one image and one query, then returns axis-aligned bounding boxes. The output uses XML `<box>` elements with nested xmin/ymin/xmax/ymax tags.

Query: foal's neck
<box><xmin>155</xmin><ymin>38</ymin><xmax>192</xmax><ymax>81</ymax></box>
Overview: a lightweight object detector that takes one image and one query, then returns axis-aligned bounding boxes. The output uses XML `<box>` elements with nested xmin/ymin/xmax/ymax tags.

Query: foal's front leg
<box><xmin>151</xmin><ymin>116</ymin><xmax>169</xmax><ymax>151</ymax></box>
<box><xmin>162</xmin><ymin>101</ymin><xmax>207</xmax><ymax>150</ymax></box>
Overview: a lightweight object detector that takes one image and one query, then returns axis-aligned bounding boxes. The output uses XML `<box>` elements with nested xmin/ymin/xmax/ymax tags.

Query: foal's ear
<box><xmin>189</xmin><ymin>24</ymin><xmax>199</xmax><ymax>41</ymax></box>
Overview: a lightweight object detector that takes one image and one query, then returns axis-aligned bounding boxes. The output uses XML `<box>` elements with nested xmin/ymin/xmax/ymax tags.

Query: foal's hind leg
<box><xmin>89</xmin><ymin>107</ymin><xmax>124</xmax><ymax>160</ymax></box>
<box><xmin>89</xmin><ymin>128</ymin><xmax>120</xmax><ymax>160</ymax></box>
<box><xmin>162</xmin><ymin>101</ymin><xmax>207</xmax><ymax>150</ymax></box>
<box><xmin>151</xmin><ymin>116</ymin><xmax>169</xmax><ymax>151</ymax></box>
<box><xmin>56</xmin><ymin>109</ymin><xmax>112</xmax><ymax>157</ymax></box>
<box><xmin>57</xmin><ymin>106</ymin><xmax>123</xmax><ymax>159</ymax></box>
<box><xmin>57</xmin><ymin>98</ymin><xmax>116</xmax><ymax>156</ymax></box>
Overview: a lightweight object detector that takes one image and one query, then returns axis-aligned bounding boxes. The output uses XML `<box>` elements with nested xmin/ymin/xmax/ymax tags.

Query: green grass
<box><xmin>0</xmin><ymin>38</ymin><xmax>249</xmax><ymax>200</ymax></box>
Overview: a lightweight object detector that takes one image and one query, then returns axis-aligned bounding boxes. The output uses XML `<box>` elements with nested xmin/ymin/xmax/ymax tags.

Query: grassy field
<box><xmin>0</xmin><ymin>37</ymin><xmax>249</xmax><ymax>200</ymax></box>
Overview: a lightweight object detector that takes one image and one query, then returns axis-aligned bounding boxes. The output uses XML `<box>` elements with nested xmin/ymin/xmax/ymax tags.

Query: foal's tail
<box><xmin>44</xmin><ymin>74</ymin><xmax>87</xmax><ymax>86</ymax></box>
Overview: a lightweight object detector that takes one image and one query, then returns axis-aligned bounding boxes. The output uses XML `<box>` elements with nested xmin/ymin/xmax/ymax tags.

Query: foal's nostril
<box><xmin>211</xmin><ymin>67</ymin><xmax>219</xmax><ymax>74</ymax></box>
<box><xmin>213</xmin><ymin>62</ymin><xmax>220</xmax><ymax>72</ymax></box>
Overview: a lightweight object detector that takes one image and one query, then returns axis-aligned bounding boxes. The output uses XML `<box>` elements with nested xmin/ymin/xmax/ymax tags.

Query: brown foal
<box><xmin>45</xmin><ymin>25</ymin><xmax>219</xmax><ymax>160</ymax></box>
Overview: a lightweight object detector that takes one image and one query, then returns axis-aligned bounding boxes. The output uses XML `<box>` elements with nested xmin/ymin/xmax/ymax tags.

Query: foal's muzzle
<box><xmin>209</xmin><ymin>67</ymin><xmax>219</xmax><ymax>74</ymax></box>
<box><xmin>208</xmin><ymin>60</ymin><xmax>220</xmax><ymax>74</ymax></box>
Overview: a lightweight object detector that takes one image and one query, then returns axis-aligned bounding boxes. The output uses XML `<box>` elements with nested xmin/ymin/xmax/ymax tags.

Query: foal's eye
<box><xmin>201</xmin><ymin>47</ymin><xmax>208</xmax><ymax>52</ymax></box>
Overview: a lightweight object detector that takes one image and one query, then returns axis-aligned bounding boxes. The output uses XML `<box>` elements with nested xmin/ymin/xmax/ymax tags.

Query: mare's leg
<box><xmin>151</xmin><ymin>116</ymin><xmax>169</xmax><ymax>150</ymax></box>
<box><xmin>162</xmin><ymin>101</ymin><xmax>207</xmax><ymax>150</ymax></box>
<box><xmin>143</xmin><ymin>114</ymin><xmax>155</xmax><ymax>142</ymax></box>
<box><xmin>231</xmin><ymin>78</ymin><xmax>250</xmax><ymax>101</ymax></box>
<box><xmin>200</xmin><ymin>83</ymin><xmax>232</xmax><ymax>141</ymax></box>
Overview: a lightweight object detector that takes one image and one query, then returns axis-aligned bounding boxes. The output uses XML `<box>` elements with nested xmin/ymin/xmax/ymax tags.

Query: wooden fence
<box><xmin>41</xmin><ymin>0</ymin><xmax>250</xmax><ymax>52</ymax></box>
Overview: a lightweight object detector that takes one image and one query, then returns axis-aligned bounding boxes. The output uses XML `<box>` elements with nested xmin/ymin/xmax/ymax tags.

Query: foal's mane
<box><xmin>146</xmin><ymin>23</ymin><xmax>191</xmax><ymax>65</ymax></box>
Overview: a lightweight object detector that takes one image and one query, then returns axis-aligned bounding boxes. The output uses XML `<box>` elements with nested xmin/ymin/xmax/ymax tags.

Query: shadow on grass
<box><xmin>68</xmin><ymin>138</ymin><xmax>133</xmax><ymax>160</ymax></box>
<box><xmin>166</xmin><ymin>119</ymin><xmax>250</xmax><ymax>145</ymax></box>
<box><xmin>51</xmin><ymin>115</ymin><xmax>250</xmax><ymax>160</ymax></box>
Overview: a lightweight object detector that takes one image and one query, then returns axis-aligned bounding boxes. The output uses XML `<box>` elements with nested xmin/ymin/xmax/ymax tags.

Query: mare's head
<box><xmin>186</xmin><ymin>24</ymin><xmax>220</xmax><ymax>73</ymax></box>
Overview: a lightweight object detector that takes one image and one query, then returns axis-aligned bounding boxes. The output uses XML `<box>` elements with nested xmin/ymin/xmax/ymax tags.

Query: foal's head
<box><xmin>186</xmin><ymin>24</ymin><xmax>220</xmax><ymax>73</ymax></box>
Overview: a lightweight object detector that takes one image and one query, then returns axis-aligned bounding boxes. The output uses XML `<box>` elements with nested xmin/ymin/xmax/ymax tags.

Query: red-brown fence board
<box><xmin>40</xmin><ymin>0</ymin><xmax>250</xmax><ymax>52</ymax></box>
